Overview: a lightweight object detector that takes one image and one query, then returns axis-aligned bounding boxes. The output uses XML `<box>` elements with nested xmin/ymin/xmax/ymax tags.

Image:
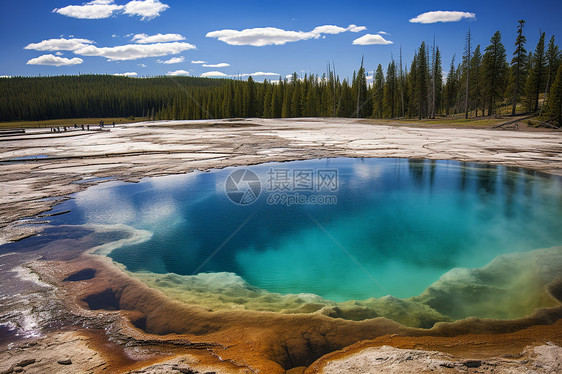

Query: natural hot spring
<box><xmin>42</xmin><ymin>158</ymin><xmax>562</xmax><ymax>326</ymax></box>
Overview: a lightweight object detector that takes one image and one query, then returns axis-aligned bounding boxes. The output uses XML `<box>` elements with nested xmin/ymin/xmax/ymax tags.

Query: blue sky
<box><xmin>0</xmin><ymin>0</ymin><xmax>560</xmax><ymax>81</ymax></box>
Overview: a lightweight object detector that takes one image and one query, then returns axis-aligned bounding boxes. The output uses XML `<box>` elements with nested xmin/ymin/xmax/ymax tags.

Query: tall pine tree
<box><xmin>445</xmin><ymin>55</ymin><xmax>458</xmax><ymax>115</ymax></box>
<box><xmin>542</xmin><ymin>36</ymin><xmax>561</xmax><ymax>113</ymax></box>
<box><xmin>508</xmin><ymin>20</ymin><xmax>527</xmax><ymax>115</ymax></box>
<box><xmin>383</xmin><ymin>60</ymin><xmax>398</xmax><ymax>117</ymax></box>
<box><xmin>482</xmin><ymin>31</ymin><xmax>508</xmax><ymax>116</ymax></box>
<box><xmin>548</xmin><ymin>64</ymin><xmax>562</xmax><ymax>124</ymax></box>
<box><xmin>416</xmin><ymin>42</ymin><xmax>428</xmax><ymax>119</ymax></box>
<box><xmin>525</xmin><ymin>32</ymin><xmax>546</xmax><ymax>112</ymax></box>
<box><xmin>434</xmin><ymin>47</ymin><xmax>443</xmax><ymax>115</ymax></box>
<box><xmin>373</xmin><ymin>64</ymin><xmax>385</xmax><ymax>118</ymax></box>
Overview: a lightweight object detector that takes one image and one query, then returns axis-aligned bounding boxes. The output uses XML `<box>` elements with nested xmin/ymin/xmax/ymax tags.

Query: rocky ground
<box><xmin>1</xmin><ymin>118</ymin><xmax>561</xmax><ymax>373</ymax></box>
<box><xmin>315</xmin><ymin>343</ymin><xmax>562</xmax><ymax>373</ymax></box>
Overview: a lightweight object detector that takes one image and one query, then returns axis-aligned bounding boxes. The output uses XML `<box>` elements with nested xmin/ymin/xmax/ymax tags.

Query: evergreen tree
<box><xmin>290</xmin><ymin>73</ymin><xmax>302</xmax><ymax>117</ymax></box>
<box><xmin>434</xmin><ymin>47</ymin><xmax>443</xmax><ymax>115</ymax></box>
<box><xmin>383</xmin><ymin>60</ymin><xmax>398</xmax><ymax>117</ymax></box>
<box><xmin>482</xmin><ymin>31</ymin><xmax>508</xmax><ymax>116</ymax></box>
<box><xmin>281</xmin><ymin>78</ymin><xmax>292</xmax><ymax>118</ymax></box>
<box><xmin>300</xmin><ymin>74</ymin><xmax>309</xmax><ymax>116</ymax></box>
<box><xmin>543</xmin><ymin>36</ymin><xmax>561</xmax><ymax>113</ymax></box>
<box><xmin>464</xmin><ymin>29</ymin><xmax>472</xmax><ymax>118</ymax></box>
<box><xmin>263</xmin><ymin>81</ymin><xmax>272</xmax><ymax>117</ymax></box>
<box><xmin>508</xmin><ymin>20</ymin><xmax>527</xmax><ymax>115</ymax></box>
<box><xmin>224</xmin><ymin>82</ymin><xmax>235</xmax><ymax>118</ymax></box>
<box><xmin>326</xmin><ymin>65</ymin><xmax>338</xmax><ymax>117</ymax></box>
<box><xmin>548</xmin><ymin>63</ymin><xmax>562</xmax><ymax>124</ymax></box>
<box><xmin>526</xmin><ymin>32</ymin><xmax>546</xmax><ymax>112</ymax></box>
<box><xmin>373</xmin><ymin>64</ymin><xmax>385</xmax><ymax>118</ymax></box>
<box><xmin>398</xmin><ymin>47</ymin><xmax>406</xmax><ymax>117</ymax></box>
<box><xmin>305</xmin><ymin>81</ymin><xmax>318</xmax><ymax>117</ymax></box>
<box><xmin>445</xmin><ymin>55</ymin><xmax>458</xmax><ymax>115</ymax></box>
<box><xmin>353</xmin><ymin>58</ymin><xmax>370</xmax><ymax>117</ymax></box>
<box><xmin>245</xmin><ymin>76</ymin><xmax>257</xmax><ymax>117</ymax></box>
<box><xmin>271</xmin><ymin>80</ymin><xmax>283</xmax><ymax>118</ymax></box>
<box><xmin>408</xmin><ymin>54</ymin><xmax>418</xmax><ymax>118</ymax></box>
<box><xmin>416</xmin><ymin>42</ymin><xmax>428</xmax><ymax>119</ymax></box>
<box><xmin>524</xmin><ymin>51</ymin><xmax>535</xmax><ymax>111</ymax></box>
<box><xmin>338</xmin><ymin>79</ymin><xmax>353</xmax><ymax>117</ymax></box>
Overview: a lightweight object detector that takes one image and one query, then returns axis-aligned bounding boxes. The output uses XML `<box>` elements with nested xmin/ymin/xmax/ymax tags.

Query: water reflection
<box><xmin>8</xmin><ymin>158</ymin><xmax>562</xmax><ymax>302</ymax></box>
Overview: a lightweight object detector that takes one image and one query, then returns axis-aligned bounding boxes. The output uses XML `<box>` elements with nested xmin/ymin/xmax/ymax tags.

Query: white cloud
<box><xmin>24</xmin><ymin>38</ymin><xmax>94</xmax><ymax>51</ymax></box>
<box><xmin>26</xmin><ymin>38</ymin><xmax>196</xmax><ymax>62</ymax></box>
<box><xmin>74</xmin><ymin>41</ymin><xmax>196</xmax><ymax>61</ymax></box>
<box><xmin>123</xmin><ymin>0</ymin><xmax>169</xmax><ymax>20</ymax></box>
<box><xmin>201</xmin><ymin>71</ymin><xmax>227</xmax><ymax>77</ymax></box>
<box><xmin>311</xmin><ymin>24</ymin><xmax>366</xmax><ymax>35</ymax></box>
<box><xmin>311</xmin><ymin>25</ymin><xmax>343</xmax><ymax>35</ymax></box>
<box><xmin>159</xmin><ymin>56</ymin><xmax>185</xmax><ymax>64</ymax></box>
<box><xmin>206</xmin><ymin>23</ymin><xmax>366</xmax><ymax>47</ymax></box>
<box><xmin>132</xmin><ymin>33</ymin><xmax>185</xmax><ymax>43</ymax></box>
<box><xmin>137</xmin><ymin>63</ymin><xmax>147</xmax><ymax>67</ymax></box>
<box><xmin>26</xmin><ymin>54</ymin><xmax>83</xmax><ymax>66</ymax></box>
<box><xmin>191</xmin><ymin>60</ymin><xmax>206</xmax><ymax>64</ymax></box>
<box><xmin>114</xmin><ymin>72</ymin><xmax>138</xmax><ymax>76</ymax></box>
<box><xmin>55</xmin><ymin>52</ymin><xmax>64</xmax><ymax>56</ymax></box>
<box><xmin>166</xmin><ymin>69</ymin><xmax>190</xmax><ymax>76</ymax></box>
<box><xmin>378</xmin><ymin>31</ymin><xmax>389</xmax><ymax>35</ymax></box>
<box><xmin>240</xmin><ymin>72</ymin><xmax>280</xmax><ymax>77</ymax></box>
<box><xmin>0</xmin><ymin>75</ymin><xmax>12</xmax><ymax>78</ymax></box>
<box><xmin>346</xmin><ymin>24</ymin><xmax>367</xmax><ymax>33</ymax></box>
<box><xmin>53</xmin><ymin>0</ymin><xmax>124</xmax><ymax>19</ymax></box>
<box><xmin>285</xmin><ymin>74</ymin><xmax>293</xmax><ymax>79</ymax></box>
<box><xmin>352</xmin><ymin>34</ymin><xmax>393</xmax><ymax>45</ymax></box>
<box><xmin>207</xmin><ymin>27</ymin><xmax>311</xmax><ymax>46</ymax></box>
<box><xmin>409</xmin><ymin>11</ymin><xmax>476</xmax><ymax>24</ymax></box>
<box><xmin>202</xmin><ymin>62</ymin><xmax>230</xmax><ymax>68</ymax></box>
<box><xmin>53</xmin><ymin>0</ymin><xmax>169</xmax><ymax>20</ymax></box>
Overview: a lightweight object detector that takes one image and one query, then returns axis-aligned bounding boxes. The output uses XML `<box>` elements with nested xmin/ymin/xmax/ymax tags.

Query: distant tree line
<box><xmin>1</xmin><ymin>21</ymin><xmax>561</xmax><ymax>125</ymax></box>
<box><xmin>0</xmin><ymin>75</ymin><xmax>226</xmax><ymax>121</ymax></box>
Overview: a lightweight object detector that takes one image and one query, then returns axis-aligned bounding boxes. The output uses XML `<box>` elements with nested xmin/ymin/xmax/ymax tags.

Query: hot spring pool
<box><xmin>38</xmin><ymin>158</ymin><xmax>562</xmax><ymax>323</ymax></box>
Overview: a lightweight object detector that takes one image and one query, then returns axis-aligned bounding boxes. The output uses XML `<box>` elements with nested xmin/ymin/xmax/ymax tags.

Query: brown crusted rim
<box><xmin>30</xmin><ymin>251</ymin><xmax>562</xmax><ymax>373</ymax></box>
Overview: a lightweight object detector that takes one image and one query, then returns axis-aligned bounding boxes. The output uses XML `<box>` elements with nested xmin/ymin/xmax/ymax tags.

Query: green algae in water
<box><xmin>52</xmin><ymin>158</ymin><xmax>562</xmax><ymax>323</ymax></box>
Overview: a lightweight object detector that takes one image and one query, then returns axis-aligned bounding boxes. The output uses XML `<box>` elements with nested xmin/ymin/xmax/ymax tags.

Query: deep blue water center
<box><xmin>50</xmin><ymin>158</ymin><xmax>562</xmax><ymax>302</ymax></box>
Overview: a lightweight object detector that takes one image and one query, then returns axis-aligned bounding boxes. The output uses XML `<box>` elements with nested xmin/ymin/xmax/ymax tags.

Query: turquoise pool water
<box><xmin>49</xmin><ymin>158</ymin><xmax>562</xmax><ymax>304</ymax></box>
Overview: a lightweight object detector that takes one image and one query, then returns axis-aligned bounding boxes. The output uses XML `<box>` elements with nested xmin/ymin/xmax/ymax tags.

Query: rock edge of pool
<box><xmin>1</xmin><ymin>118</ymin><xmax>562</xmax><ymax>373</ymax></box>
